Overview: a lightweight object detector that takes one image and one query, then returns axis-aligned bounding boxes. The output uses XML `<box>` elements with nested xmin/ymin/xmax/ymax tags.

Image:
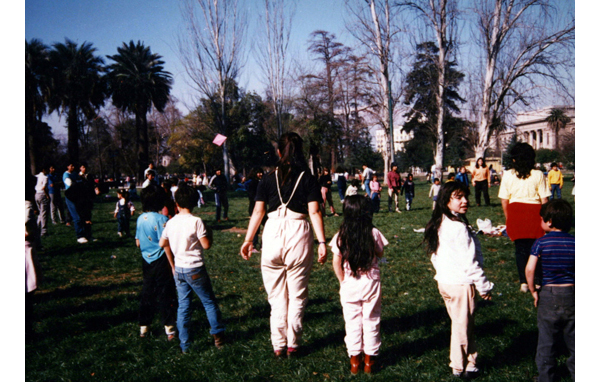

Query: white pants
<box><xmin>340</xmin><ymin>270</ymin><xmax>381</xmax><ymax>356</ymax></box>
<box><xmin>261</xmin><ymin>209</ymin><xmax>314</xmax><ymax>350</ymax></box>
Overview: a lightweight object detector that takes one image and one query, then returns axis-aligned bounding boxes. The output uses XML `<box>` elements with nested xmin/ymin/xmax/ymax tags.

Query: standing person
<box><xmin>429</xmin><ymin>178</ymin><xmax>441</xmax><ymax>210</ymax></box>
<box><xmin>63</xmin><ymin>163</ymin><xmax>87</xmax><ymax>243</ymax></box>
<box><xmin>26</xmin><ymin>172</ymin><xmax>41</xmax><ymax>341</ymax></box>
<box><xmin>362</xmin><ymin>164</ymin><xmax>374</xmax><ymax>197</ymax></box>
<box><xmin>159</xmin><ymin>184</ymin><xmax>226</xmax><ymax>353</ymax></box>
<box><xmin>319</xmin><ymin>168</ymin><xmax>338</xmax><ymax>216</ymax></box>
<box><xmin>499</xmin><ymin>142</ymin><xmax>551</xmax><ymax>293</ymax></box>
<box><xmin>143</xmin><ymin>170</ymin><xmax>158</xmax><ymax>188</ymax></box>
<box><xmin>424</xmin><ymin>181</ymin><xmax>494</xmax><ymax>379</ymax></box>
<box><xmin>525</xmin><ymin>199</ymin><xmax>575</xmax><ymax>382</ymax></box>
<box><xmin>369</xmin><ymin>174</ymin><xmax>382</xmax><ymax>213</ymax></box>
<box><xmin>246</xmin><ymin>167</ymin><xmax>264</xmax><ymax>252</ymax></box>
<box><xmin>209</xmin><ymin>169</ymin><xmax>229</xmax><ymax>223</ymax></box>
<box><xmin>335</xmin><ymin>166</ymin><xmax>347</xmax><ymax>203</ymax></box>
<box><xmin>331</xmin><ymin>195</ymin><xmax>388</xmax><ymax>375</ymax></box>
<box><xmin>400</xmin><ymin>174</ymin><xmax>415</xmax><ymax>211</ymax></box>
<box><xmin>547</xmin><ymin>162</ymin><xmax>563</xmax><ymax>199</ymax></box>
<box><xmin>471</xmin><ymin>158</ymin><xmax>491</xmax><ymax>206</ymax></box>
<box><xmin>48</xmin><ymin>165</ymin><xmax>66</xmax><ymax>225</ymax></box>
<box><xmin>136</xmin><ymin>184</ymin><xmax>177</xmax><ymax>341</ymax></box>
<box><xmin>455</xmin><ymin>166</ymin><xmax>470</xmax><ymax>190</ymax></box>
<box><xmin>114</xmin><ymin>189</ymin><xmax>135</xmax><ymax>237</ymax></box>
<box><xmin>386</xmin><ymin>163</ymin><xmax>402</xmax><ymax>213</ymax></box>
<box><xmin>77</xmin><ymin>163</ymin><xmax>99</xmax><ymax>241</ymax></box>
<box><xmin>240</xmin><ymin>132</ymin><xmax>327</xmax><ymax>358</ymax></box>
<box><xmin>144</xmin><ymin>162</ymin><xmax>155</xmax><ymax>179</ymax></box>
<box><xmin>34</xmin><ymin>166</ymin><xmax>50</xmax><ymax>237</ymax></box>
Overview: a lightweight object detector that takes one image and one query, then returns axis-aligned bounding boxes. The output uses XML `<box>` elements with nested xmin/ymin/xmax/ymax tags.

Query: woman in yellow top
<box><xmin>471</xmin><ymin>158</ymin><xmax>491</xmax><ymax>206</ymax></box>
<box><xmin>498</xmin><ymin>143</ymin><xmax>551</xmax><ymax>292</ymax></box>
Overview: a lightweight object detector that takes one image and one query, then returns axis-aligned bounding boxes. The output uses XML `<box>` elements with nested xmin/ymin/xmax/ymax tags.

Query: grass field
<box><xmin>26</xmin><ymin>178</ymin><xmax>575</xmax><ymax>382</ymax></box>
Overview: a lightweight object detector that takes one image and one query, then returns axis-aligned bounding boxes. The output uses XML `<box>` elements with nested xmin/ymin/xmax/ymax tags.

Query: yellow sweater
<box><xmin>547</xmin><ymin>169</ymin><xmax>563</xmax><ymax>187</ymax></box>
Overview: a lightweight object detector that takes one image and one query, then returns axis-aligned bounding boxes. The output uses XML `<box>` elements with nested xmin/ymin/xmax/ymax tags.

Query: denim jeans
<box><xmin>536</xmin><ymin>286</ymin><xmax>575</xmax><ymax>382</ymax></box>
<box><xmin>364</xmin><ymin>180</ymin><xmax>371</xmax><ymax>198</ymax></box>
<box><xmin>117</xmin><ymin>215</ymin><xmax>130</xmax><ymax>235</ymax></box>
<box><xmin>550</xmin><ymin>184</ymin><xmax>562</xmax><ymax>199</ymax></box>
<box><xmin>404</xmin><ymin>192</ymin><xmax>414</xmax><ymax>210</ymax></box>
<box><xmin>65</xmin><ymin>196</ymin><xmax>84</xmax><ymax>238</ymax></box>
<box><xmin>215</xmin><ymin>192</ymin><xmax>228</xmax><ymax>220</ymax></box>
<box><xmin>371</xmin><ymin>193</ymin><xmax>380</xmax><ymax>213</ymax></box>
<box><xmin>174</xmin><ymin>266</ymin><xmax>225</xmax><ymax>351</ymax></box>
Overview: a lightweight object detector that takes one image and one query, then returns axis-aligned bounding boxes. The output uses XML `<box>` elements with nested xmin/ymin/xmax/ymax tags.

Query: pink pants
<box><xmin>261</xmin><ymin>209</ymin><xmax>314</xmax><ymax>350</ymax></box>
<box><xmin>437</xmin><ymin>283</ymin><xmax>478</xmax><ymax>372</ymax></box>
<box><xmin>340</xmin><ymin>269</ymin><xmax>381</xmax><ymax>356</ymax></box>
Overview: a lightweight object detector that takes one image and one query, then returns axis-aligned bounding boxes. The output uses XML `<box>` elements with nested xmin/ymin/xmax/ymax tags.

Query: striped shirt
<box><xmin>530</xmin><ymin>231</ymin><xmax>575</xmax><ymax>286</ymax></box>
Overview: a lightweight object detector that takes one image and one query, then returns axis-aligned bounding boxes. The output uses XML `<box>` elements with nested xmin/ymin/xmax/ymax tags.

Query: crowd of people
<box><xmin>26</xmin><ymin>140</ymin><xmax>574</xmax><ymax>381</ymax></box>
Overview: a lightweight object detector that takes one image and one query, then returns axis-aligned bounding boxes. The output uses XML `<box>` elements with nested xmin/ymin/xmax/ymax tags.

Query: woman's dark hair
<box><xmin>175</xmin><ymin>183</ymin><xmax>199</xmax><ymax>210</ymax></box>
<box><xmin>475</xmin><ymin>157</ymin><xmax>486</xmax><ymax>169</ymax></box>
<box><xmin>248</xmin><ymin>167</ymin><xmax>264</xmax><ymax>180</ymax></box>
<box><xmin>141</xmin><ymin>184</ymin><xmax>165</xmax><ymax>212</ymax></box>
<box><xmin>423</xmin><ymin>181</ymin><xmax>471</xmax><ymax>255</ymax></box>
<box><xmin>337</xmin><ymin>195</ymin><xmax>377</xmax><ymax>277</ymax></box>
<box><xmin>277</xmin><ymin>132</ymin><xmax>309</xmax><ymax>185</ymax></box>
<box><xmin>509</xmin><ymin>142</ymin><xmax>536</xmax><ymax>179</ymax></box>
<box><xmin>540</xmin><ymin>199</ymin><xmax>573</xmax><ymax>232</ymax></box>
<box><xmin>351</xmin><ymin>178</ymin><xmax>360</xmax><ymax>188</ymax></box>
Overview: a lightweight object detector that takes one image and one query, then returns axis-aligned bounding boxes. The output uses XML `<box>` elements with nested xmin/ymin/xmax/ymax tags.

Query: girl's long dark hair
<box><xmin>423</xmin><ymin>181</ymin><xmax>471</xmax><ymax>255</ymax></box>
<box><xmin>509</xmin><ymin>142</ymin><xmax>536</xmax><ymax>179</ymax></box>
<box><xmin>277</xmin><ymin>132</ymin><xmax>309</xmax><ymax>185</ymax></box>
<box><xmin>475</xmin><ymin>157</ymin><xmax>486</xmax><ymax>169</ymax></box>
<box><xmin>337</xmin><ymin>195</ymin><xmax>377</xmax><ymax>277</ymax></box>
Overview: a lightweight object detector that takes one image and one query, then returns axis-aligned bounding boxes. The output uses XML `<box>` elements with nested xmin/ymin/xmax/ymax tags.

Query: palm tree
<box><xmin>48</xmin><ymin>39</ymin><xmax>107</xmax><ymax>165</ymax></box>
<box><xmin>26</xmin><ymin>39</ymin><xmax>50</xmax><ymax>174</ymax></box>
<box><xmin>106</xmin><ymin>41</ymin><xmax>172</xmax><ymax>183</ymax></box>
<box><xmin>545</xmin><ymin>108</ymin><xmax>572</xmax><ymax>150</ymax></box>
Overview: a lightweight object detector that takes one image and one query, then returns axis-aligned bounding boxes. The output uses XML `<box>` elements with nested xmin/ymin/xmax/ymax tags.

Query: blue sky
<box><xmin>26</xmin><ymin>0</ymin><xmax>354</xmax><ymax>138</ymax></box>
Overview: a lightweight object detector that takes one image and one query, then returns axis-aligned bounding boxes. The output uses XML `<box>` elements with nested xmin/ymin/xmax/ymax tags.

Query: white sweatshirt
<box><xmin>430</xmin><ymin>214</ymin><xmax>494</xmax><ymax>295</ymax></box>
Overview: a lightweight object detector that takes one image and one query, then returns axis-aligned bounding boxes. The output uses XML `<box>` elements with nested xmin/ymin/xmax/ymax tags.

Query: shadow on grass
<box><xmin>35</xmin><ymin>281</ymin><xmax>140</xmax><ymax>303</ymax></box>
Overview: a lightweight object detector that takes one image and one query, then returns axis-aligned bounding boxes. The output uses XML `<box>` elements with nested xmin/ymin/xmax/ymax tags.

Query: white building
<box><xmin>514</xmin><ymin>105</ymin><xmax>575</xmax><ymax>150</ymax></box>
<box><xmin>374</xmin><ymin>127</ymin><xmax>414</xmax><ymax>153</ymax></box>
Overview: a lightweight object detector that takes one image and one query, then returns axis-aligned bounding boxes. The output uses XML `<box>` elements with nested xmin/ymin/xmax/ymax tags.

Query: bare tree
<box><xmin>471</xmin><ymin>0</ymin><xmax>574</xmax><ymax>159</ymax></box>
<box><xmin>178</xmin><ymin>0</ymin><xmax>248</xmax><ymax>182</ymax></box>
<box><xmin>255</xmin><ymin>0</ymin><xmax>296</xmax><ymax>139</ymax></box>
<box><xmin>148</xmin><ymin>96</ymin><xmax>183</xmax><ymax>166</ymax></box>
<box><xmin>398</xmin><ymin>0</ymin><xmax>460</xmax><ymax>180</ymax></box>
<box><xmin>345</xmin><ymin>0</ymin><xmax>405</xmax><ymax>173</ymax></box>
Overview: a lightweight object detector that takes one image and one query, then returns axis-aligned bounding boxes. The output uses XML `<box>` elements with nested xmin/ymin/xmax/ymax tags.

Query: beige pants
<box><xmin>437</xmin><ymin>283</ymin><xmax>478</xmax><ymax>373</ymax></box>
<box><xmin>261</xmin><ymin>209</ymin><xmax>314</xmax><ymax>350</ymax></box>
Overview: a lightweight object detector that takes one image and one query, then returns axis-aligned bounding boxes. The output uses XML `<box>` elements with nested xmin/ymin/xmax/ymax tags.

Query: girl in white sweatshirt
<box><xmin>424</xmin><ymin>181</ymin><xmax>494</xmax><ymax>379</ymax></box>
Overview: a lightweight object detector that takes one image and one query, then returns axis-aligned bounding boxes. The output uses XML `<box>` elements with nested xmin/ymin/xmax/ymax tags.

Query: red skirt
<box><xmin>506</xmin><ymin>202</ymin><xmax>544</xmax><ymax>241</ymax></box>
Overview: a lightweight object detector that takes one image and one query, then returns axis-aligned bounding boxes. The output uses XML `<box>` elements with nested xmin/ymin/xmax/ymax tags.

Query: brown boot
<box><xmin>213</xmin><ymin>332</ymin><xmax>225</xmax><ymax>349</ymax></box>
<box><xmin>364</xmin><ymin>354</ymin><xmax>376</xmax><ymax>374</ymax></box>
<box><xmin>350</xmin><ymin>354</ymin><xmax>362</xmax><ymax>375</ymax></box>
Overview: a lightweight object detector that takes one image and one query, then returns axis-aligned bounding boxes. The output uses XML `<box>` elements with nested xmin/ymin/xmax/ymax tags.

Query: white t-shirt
<box><xmin>161</xmin><ymin>214</ymin><xmax>207</xmax><ymax>268</ymax></box>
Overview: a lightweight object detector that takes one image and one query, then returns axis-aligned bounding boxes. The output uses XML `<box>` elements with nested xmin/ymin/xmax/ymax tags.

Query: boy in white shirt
<box><xmin>159</xmin><ymin>183</ymin><xmax>225</xmax><ymax>353</ymax></box>
<box><xmin>429</xmin><ymin>178</ymin><xmax>441</xmax><ymax>210</ymax></box>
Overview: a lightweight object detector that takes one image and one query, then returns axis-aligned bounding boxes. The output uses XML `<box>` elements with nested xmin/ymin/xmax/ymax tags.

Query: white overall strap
<box><xmin>275</xmin><ymin>169</ymin><xmax>305</xmax><ymax>208</ymax></box>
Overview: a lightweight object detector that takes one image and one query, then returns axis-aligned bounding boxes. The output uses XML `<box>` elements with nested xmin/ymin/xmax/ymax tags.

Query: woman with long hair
<box><xmin>498</xmin><ymin>142</ymin><xmax>550</xmax><ymax>292</ymax></box>
<box><xmin>471</xmin><ymin>158</ymin><xmax>490</xmax><ymax>206</ymax></box>
<box><xmin>240</xmin><ymin>132</ymin><xmax>327</xmax><ymax>357</ymax></box>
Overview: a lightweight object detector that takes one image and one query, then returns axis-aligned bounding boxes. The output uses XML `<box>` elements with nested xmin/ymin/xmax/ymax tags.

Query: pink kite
<box><xmin>212</xmin><ymin>134</ymin><xmax>227</xmax><ymax>146</ymax></box>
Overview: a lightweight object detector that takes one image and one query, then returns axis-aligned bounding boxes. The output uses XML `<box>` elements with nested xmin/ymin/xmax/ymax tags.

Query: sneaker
<box><xmin>165</xmin><ymin>325</ymin><xmax>176</xmax><ymax>341</ymax></box>
<box><xmin>167</xmin><ymin>333</ymin><xmax>177</xmax><ymax>341</ymax></box>
<box><xmin>213</xmin><ymin>332</ymin><xmax>225</xmax><ymax>349</ymax></box>
<box><xmin>520</xmin><ymin>283</ymin><xmax>529</xmax><ymax>293</ymax></box>
<box><xmin>464</xmin><ymin>367</ymin><xmax>480</xmax><ymax>379</ymax></box>
<box><xmin>77</xmin><ymin>237</ymin><xmax>88</xmax><ymax>244</ymax></box>
<box><xmin>395</xmin><ymin>209</ymin><xmax>402</xmax><ymax>213</ymax></box>
<box><xmin>117</xmin><ymin>232</ymin><xmax>123</xmax><ymax>237</ymax></box>
<box><xmin>286</xmin><ymin>346</ymin><xmax>299</xmax><ymax>358</ymax></box>
<box><xmin>452</xmin><ymin>369</ymin><xmax>463</xmax><ymax>378</ymax></box>
<box><xmin>140</xmin><ymin>326</ymin><xmax>149</xmax><ymax>338</ymax></box>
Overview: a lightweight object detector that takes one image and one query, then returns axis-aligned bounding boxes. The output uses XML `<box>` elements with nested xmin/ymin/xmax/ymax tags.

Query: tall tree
<box><xmin>178</xmin><ymin>0</ymin><xmax>248</xmax><ymax>182</ymax></box>
<box><xmin>107</xmin><ymin>40</ymin><xmax>172</xmax><ymax>183</ymax></box>
<box><xmin>471</xmin><ymin>0</ymin><xmax>574</xmax><ymax>158</ymax></box>
<box><xmin>48</xmin><ymin>39</ymin><xmax>106</xmax><ymax>165</ymax></box>
<box><xmin>544</xmin><ymin>107</ymin><xmax>571</xmax><ymax>151</ymax></box>
<box><xmin>26</xmin><ymin>39</ymin><xmax>50</xmax><ymax>174</ymax></box>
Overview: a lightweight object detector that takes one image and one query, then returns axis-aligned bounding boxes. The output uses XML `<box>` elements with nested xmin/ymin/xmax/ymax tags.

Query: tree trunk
<box><xmin>67</xmin><ymin>104</ymin><xmax>79</xmax><ymax>166</ymax></box>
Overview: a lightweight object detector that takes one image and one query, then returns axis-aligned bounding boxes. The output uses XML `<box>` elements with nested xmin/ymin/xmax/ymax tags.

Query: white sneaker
<box><xmin>77</xmin><ymin>237</ymin><xmax>88</xmax><ymax>244</ymax></box>
<box><xmin>117</xmin><ymin>232</ymin><xmax>123</xmax><ymax>237</ymax></box>
<box><xmin>520</xmin><ymin>283</ymin><xmax>529</xmax><ymax>293</ymax></box>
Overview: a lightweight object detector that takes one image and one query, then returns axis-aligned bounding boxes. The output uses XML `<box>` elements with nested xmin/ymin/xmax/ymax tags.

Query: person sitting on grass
<box><xmin>331</xmin><ymin>195</ymin><xmax>389</xmax><ymax>375</ymax></box>
<box><xmin>345</xmin><ymin>178</ymin><xmax>360</xmax><ymax>197</ymax></box>
<box><xmin>159</xmin><ymin>183</ymin><xmax>225</xmax><ymax>353</ymax></box>
<box><xmin>114</xmin><ymin>189</ymin><xmax>135</xmax><ymax>237</ymax></box>
<box><xmin>135</xmin><ymin>184</ymin><xmax>178</xmax><ymax>341</ymax></box>
<box><xmin>525</xmin><ymin>199</ymin><xmax>575</xmax><ymax>382</ymax></box>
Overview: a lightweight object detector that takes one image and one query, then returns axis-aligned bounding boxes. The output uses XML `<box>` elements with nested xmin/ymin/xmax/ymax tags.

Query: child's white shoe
<box><xmin>140</xmin><ymin>326</ymin><xmax>149</xmax><ymax>338</ymax></box>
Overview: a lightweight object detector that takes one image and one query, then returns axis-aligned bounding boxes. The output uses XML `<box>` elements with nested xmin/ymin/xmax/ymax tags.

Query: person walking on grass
<box><xmin>160</xmin><ymin>184</ymin><xmax>225</xmax><ymax>353</ymax></box>
<box><xmin>424</xmin><ymin>181</ymin><xmax>494</xmax><ymax>379</ymax></box>
<box><xmin>386</xmin><ymin>163</ymin><xmax>402</xmax><ymax>213</ymax></box>
<box><xmin>547</xmin><ymin>162</ymin><xmax>563</xmax><ymax>199</ymax></box>
<box><xmin>114</xmin><ymin>189</ymin><xmax>135</xmax><ymax>237</ymax></box>
<box><xmin>63</xmin><ymin>162</ymin><xmax>86</xmax><ymax>243</ymax></box>
<box><xmin>48</xmin><ymin>165</ymin><xmax>66</xmax><ymax>225</ymax></box>
<box><xmin>34</xmin><ymin>166</ymin><xmax>50</xmax><ymax>237</ymax></box>
<box><xmin>135</xmin><ymin>184</ymin><xmax>177</xmax><ymax>341</ymax></box>
<box><xmin>471</xmin><ymin>158</ymin><xmax>491</xmax><ymax>206</ymax></box>
<box><xmin>319</xmin><ymin>168</ymin><xmax>339</xmax><ymax>216</ymax></box>
<box><xmin>335</xmin><ymin>166</ymin><xmax>347</xmax><ymax>203</ymax></box>
<box><xmin>369</xmin><ymin>174</ymin><xmax>382</xmax><ymax>213</ymax></box>
<box><xmin>209</xmin><ymin>169</ymin><xmax>229</xmax><ymax>223</ymax></box>
<box><xmin>429</xmin><ymin>178</ymin><xmax>441</xmax><ymax>210</ymax></box>
<box><xmin>240</xmin><ymin>132</ymin><xmax>327</xmax><ymax>358</ymax></box>
<box><xmin>77</xmin><ymin>163</ymin><xmax>99</xmax><ymax>242</ymax></box>
<box><xmin>525</xmin><ymin>199</ymin><xmax>575</xmax><ymax>382</ymax></box>
<box><xmin>400</xmin><ymin>173</ymin><xmax>415</xmax><ymax>211</ymax></box>
<box><xmin>331</xmin><ymin>195</ymin><xmax>388</xmax><ymax>375</ymax></box>
<box><xmin>362</xmin><ymin>164</ymin><xmax>374</xmax><ymax>198</ymax></box>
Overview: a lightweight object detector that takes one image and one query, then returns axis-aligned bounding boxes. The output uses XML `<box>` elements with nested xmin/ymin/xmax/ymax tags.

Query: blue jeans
<box><xmin>404</xmin><ymin>192</ymin><xmax>414</xmax><ymax>210</ymax></box>
<box><xmin>174</xmin><ymin>266</ymin><xmax>225</xmax><ymax>351</ymax></box>
<box><xmin>364</xmin><ymin>180</ymin><xmax>371</xmax><ymax>198</ymax></box>
<box><xmin>550</xmin><ymin>184</ymin><xmax>561</xmax><ymax>199</ymax></box>
<box><xmin>536</xmin><ymin>286</ymin><xmax>575</xmax><ymax>382</ymax></box>
<box><xmin>65</xmin><ymin>196</ymin><xmax>84</xmax><ymax>238</ymax></box>
<box><xmin>215</xmin><ymin>192</ymin><xmax>228</xmax><ymax>220</ymax></box>
<box><xmin>371</xmin><ymin>193</ymin><xmax>380</xmax><ymax>213</ymax></box>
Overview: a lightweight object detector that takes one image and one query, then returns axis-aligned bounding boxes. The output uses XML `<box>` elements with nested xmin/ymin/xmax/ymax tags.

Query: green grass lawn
<box><xmin>26</xmin><ymin>180</ymin><xmax>575</xmax><ymax>381</ymax></box>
